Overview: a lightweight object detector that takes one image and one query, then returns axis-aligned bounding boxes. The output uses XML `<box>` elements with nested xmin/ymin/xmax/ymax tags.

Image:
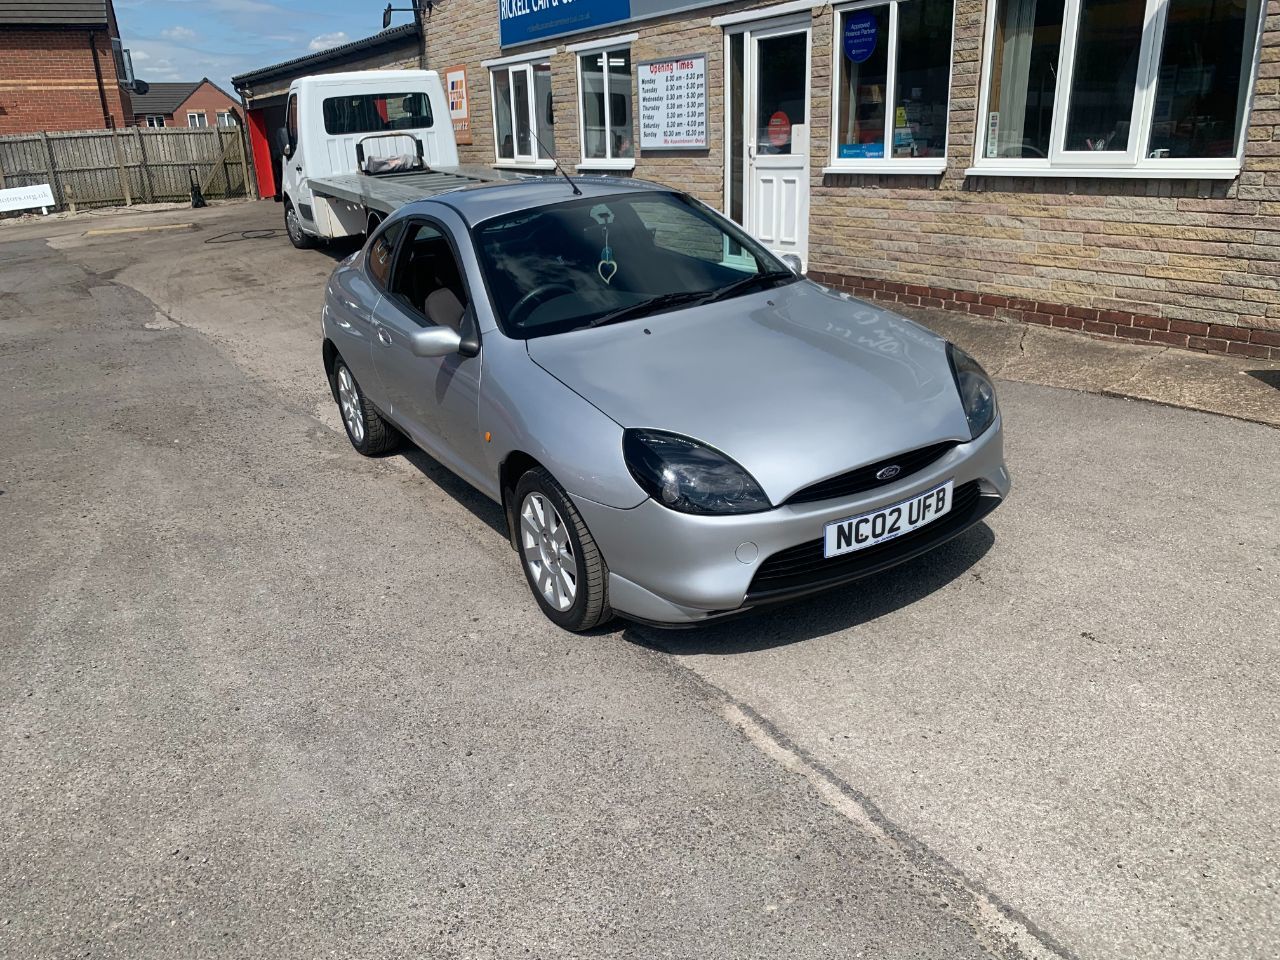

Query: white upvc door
<box><xmin>729</xmin><ymin>18</ymin><xmax>812</xmax><ymax>267</ymax></box>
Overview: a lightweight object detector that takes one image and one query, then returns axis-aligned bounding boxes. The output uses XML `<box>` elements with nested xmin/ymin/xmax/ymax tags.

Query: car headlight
<box><xmin>947</xmin><ymin>343</ymin><xmax>997</xmax><ymax>439</ymax></box>
<box><xmin>623</xmin><ymin>429</ymin><xmax>772</xmax><ymax>515</ymax></box>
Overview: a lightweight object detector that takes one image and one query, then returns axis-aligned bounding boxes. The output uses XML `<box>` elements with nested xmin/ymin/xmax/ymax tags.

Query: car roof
<box><xmin>409</xmin><ymin>176</ymin><xmax>676</xmax><ymax>227</ymax></box>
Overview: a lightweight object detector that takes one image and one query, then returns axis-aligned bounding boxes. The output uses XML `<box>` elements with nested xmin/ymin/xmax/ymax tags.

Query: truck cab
<box><xmin>278</xmin><ymin>70</ymin><xmax>457</xmax><ymax>245</ymax></box>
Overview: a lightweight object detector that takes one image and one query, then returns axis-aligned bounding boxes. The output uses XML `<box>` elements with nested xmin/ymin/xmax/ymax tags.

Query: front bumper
<box><xmin>570</xmin><ymin>415</ymin><xmax>1010</xmax><ymax>625</ymax></box>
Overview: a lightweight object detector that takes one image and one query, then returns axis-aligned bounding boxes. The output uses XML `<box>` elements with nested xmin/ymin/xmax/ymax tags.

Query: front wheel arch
<box><xmin>500</xmin><ymin>450</ymin><xmax>543</xmax><ymax>550</ymax></box>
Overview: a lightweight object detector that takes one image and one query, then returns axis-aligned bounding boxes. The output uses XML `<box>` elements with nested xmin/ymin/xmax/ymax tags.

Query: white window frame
<box><xmin>187</xmin><ymin>111</ymin><xmax>208</xmax><ymax>128</ymax></box>
<box><xmin>969</xmin><ymin>0</ymin><xmax>1267</xmax><ymax>179</ymax></box>
<box><xmin>571</xmin><ymin>34</ymin><xmax>638</xmax><ymax>172</ymax></box>
<box><xmin>145</xmin><ymin>114</ymin><xmax>165</xmax><ymax>128</ymax></box>
<box><xmin>484</xmin><ymin>48</ymin><xmax>557</xmax><ymax>170</ymax></box>
<box><xmin>216</xmin><ymin>110</ymin><xmax>236</xmax><ymax>127</ymax></box>
<box><xmin>826</xmin><ymin>0</ymin><xmax>954</xmax><ymax>175</ymax></box>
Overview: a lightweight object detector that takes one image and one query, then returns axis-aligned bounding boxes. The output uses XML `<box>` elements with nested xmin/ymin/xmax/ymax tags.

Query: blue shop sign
<box><xmin>843</xmin><ymin>10</ymin><xmax>878</xmax><ymax>63</ymax></box>
<box><xmin>499</xmin><ymin>0</ymin><xmax>632</xmax><ymax>46</ymax></box>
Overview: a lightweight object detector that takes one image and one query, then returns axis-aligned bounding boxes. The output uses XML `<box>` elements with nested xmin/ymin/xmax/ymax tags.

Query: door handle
<box><xmin>376</xmin><ymin>326</ymin><xmax>393</xmax><ymax>346</ymax></box>
<box><xmin>294</xmin><ymin>165</ymin><xmax>302</xmax><ymax>172</ymax></box>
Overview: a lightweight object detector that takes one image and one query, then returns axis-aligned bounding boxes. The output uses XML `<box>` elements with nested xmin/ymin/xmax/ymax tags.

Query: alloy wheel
<box><xmin>336</xmin><ymin>365</ymin><xmax>365</xmax><ymax>443</ymax></box>
<box><xmin>520</xmin><ymin>492</ymin><xmax>577</xmax><ymax>612</ymax></box>
<box><xmin>286</xmin><ymin>206</ymin><xmax>302</xmax><ymax>243</ymax></box>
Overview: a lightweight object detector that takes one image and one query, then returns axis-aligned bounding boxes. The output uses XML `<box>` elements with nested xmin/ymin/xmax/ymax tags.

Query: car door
<box><xmin>370</xmin><ymin>217</ymin><xmax>486</xmax><ymax>487</ymax></box>
<box><xmin>332</xmin><ymin>220</ymin><xmax>405</xmax><ymax>405</ymax></box>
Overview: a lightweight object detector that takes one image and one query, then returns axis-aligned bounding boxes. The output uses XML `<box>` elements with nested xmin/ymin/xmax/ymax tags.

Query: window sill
<box><xmin>823</xmin><ymin>161</ymin><xmax>948</xmax><ymax>176</ymax></box>
<box><xmin>493</xmin><ymin>160</ymin><xmax>557</xmax><ymax>172</ymax></box>
<box><xmin>965</xmin><ymin>164</ymin><xmax>1242</xmax><ymax>181</ymax></box>
<box><xmin>574</xmin><ymin>159</ymin><xmax>636</xmax><ymax>173</ymax></box>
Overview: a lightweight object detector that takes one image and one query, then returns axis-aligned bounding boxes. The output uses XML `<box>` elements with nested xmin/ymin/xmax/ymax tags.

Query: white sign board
<box><xmin>0</xmin><ymin>183</ymin><xmax>55</xmax><ymax>214</ymax></box>
<box><xmin>637</xmin><ymin>54</ymin><xmax>708</xmax><ymax>151</ymax></box>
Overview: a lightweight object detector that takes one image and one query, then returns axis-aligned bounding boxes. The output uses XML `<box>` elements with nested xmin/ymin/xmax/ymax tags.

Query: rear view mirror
<box><xmin>275</xmin><ymin>127</ymin><xmax>292</xmax><ymax>159</ymax></box>
<box><xmin>408</xmin><ymin>326</ymin><xmax>464</xmax><ymax>358</ymax></box>
<box><xmin>780</xmin><ymin>253</ymin><xmax>804</xmax><ymax>275</ymax></box>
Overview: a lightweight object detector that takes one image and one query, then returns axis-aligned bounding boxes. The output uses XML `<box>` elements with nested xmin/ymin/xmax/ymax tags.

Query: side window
<box><xmin>367</xmin><ymin>220</ymin><xmax>406</xmax><ymax>289</ymax></box>
<box><xmin>286</xmin><ymin>94</ymin><xmax>298</xmax><ymax>152</ymax></box>
<box><xmin>387</xmin><ymin>222</ymin><xmax>469</xmax><ymax>332</ymax></box>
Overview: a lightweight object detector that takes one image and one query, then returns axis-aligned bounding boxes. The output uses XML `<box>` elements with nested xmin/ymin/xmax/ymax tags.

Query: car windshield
<box><xmin>472</xmin><ymin>191</ymin><xmax>796</xmax><ymax>338</ymax></box>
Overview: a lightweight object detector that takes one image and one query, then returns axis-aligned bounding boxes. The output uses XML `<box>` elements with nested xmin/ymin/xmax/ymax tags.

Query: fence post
<box><xmin>238</xmin><ymin>123</ymin><xmax>252</xmax><ymax>199</ymax></box>
<box><xmin>0</xmin><ymin>159</ymin><xmax>6</xmax><ymax>190</ymax></box>
<box><xmin>38</xmin><ymin>131</ymin><xmax>62</xmax><ymax>209</ymax></box>
<box><xmin>134</xmin><ymin>127</ymin><xmax>154</xmax><ymax>203</ymax></box>
<box><xmin>110</xmin><ymin>129</ymin><xmax>133</xmax><ymax>206</ymax></box>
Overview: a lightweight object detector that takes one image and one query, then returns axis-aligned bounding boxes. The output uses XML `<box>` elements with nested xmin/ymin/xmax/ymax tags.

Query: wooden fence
<box><xmin>0</xmin><ymin>126</ymin><xmax>252</xmax><ymax>211</ymax></box>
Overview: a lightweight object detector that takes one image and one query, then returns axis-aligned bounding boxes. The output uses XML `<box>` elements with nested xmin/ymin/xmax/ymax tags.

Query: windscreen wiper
<box><xmin>585</xmin><ymin>290</ymin><xmax>709</xmax><ymax>329</ymax></box>
<box><xmin>695</xmin><ymin>269</ymin><xmax>796</xmax><ymax>306</ymax></box>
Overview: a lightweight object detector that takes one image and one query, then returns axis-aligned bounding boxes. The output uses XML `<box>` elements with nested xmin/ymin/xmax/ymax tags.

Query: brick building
<box><xmin>130</xmin><ymin>79</ymin><xmax>240</xmax><ymax>129</ymax></box>
<box><xmin>424</xmin><ymin>0</ymin><xmax>1280</xmax><ymax>360</ymax></box>
<box><xmin>0</xmin><ymin>0</ymin><xmax>135</xmax><ymax>134</ymax></box>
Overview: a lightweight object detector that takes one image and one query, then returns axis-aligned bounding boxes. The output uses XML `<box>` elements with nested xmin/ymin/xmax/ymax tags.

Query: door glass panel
<box><xmin>512</xmin><ymin>68</ymin><xmax>532</xmax><ymax>157</ymax></box>
<box><xmin>894</xmin><ymin>0</ymin><xmax>955</xmax><ymax>158</ymax></box>
<box><xmin>754</xmin><ymin>31</ymin><xmax>807</xmax><ymax>156</ymax></box>
<box><xmin>1063</xmin><ymin>0</ymin><xmax>1144</xmax><ymax>152</ymax></box>
<box><xmin>1148</xmin><ymin>0</ymin><xmax>1261</xmax><ymax>158</ymax></box>
<box><xmin>494</xmin><ymin>69</ymin><xmax>515</xmax><ymax>159</ymax></box>
<box><xmin>728</xmin><ymin>32</ymin><xmax>745</xmax><ymax>225</ymax></box>
<box><xmin>984</xmin><ymin>0</ymin><xmax>1065</xmax><ymax>159</ymax></box>
<box><xmin>835</xmin><ymin>7</ymin><xmax>890</xmax><ymax>160</ymax></box>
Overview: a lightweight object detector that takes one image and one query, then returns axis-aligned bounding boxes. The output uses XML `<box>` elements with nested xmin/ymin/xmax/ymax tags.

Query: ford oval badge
<box><xmin>876</xmin><ymin>465</ymin><xmax>901</xmax><ymax>481</ymax></box>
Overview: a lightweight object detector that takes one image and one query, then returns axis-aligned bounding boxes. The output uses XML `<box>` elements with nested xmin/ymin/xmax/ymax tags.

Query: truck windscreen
<box><xmin>322</xmin><ymin>93</ymin><xmax>434</xmax><ymax>135</ymax></box>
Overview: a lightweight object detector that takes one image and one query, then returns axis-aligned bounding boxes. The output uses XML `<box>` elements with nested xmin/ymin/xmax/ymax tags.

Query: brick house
<box><xmin>0</xmin><ymin>0</ymin><xmax>135</xmax><ymax>134</ymax></box>
<box><xmin>130</xmin><ymin>78</ymin><xmax>241</xmax><ymax>129</ymax></box>
<box><xmin>423</xmin><ymin>0</ymin><xmax>1280</xmax><ymax>360</ymax></box>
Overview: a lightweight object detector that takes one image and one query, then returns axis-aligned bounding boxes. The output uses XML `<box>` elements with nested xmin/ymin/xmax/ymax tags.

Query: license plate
<box><xmin>823</xmin><ymin>480</ymin><xmax>955</xmax><ymax>559</ymax></box>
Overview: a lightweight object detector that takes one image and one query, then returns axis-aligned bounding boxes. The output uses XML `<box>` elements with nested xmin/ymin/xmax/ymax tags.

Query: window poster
<box><xmin>445</xmin><ymin>65</ymin><xmax>472</xmax><ymax>145</ymax></box>
<box><xmin>637</xmin><ymin>53</ymin><xmax>708</xmax><ymax>150</ymax></box>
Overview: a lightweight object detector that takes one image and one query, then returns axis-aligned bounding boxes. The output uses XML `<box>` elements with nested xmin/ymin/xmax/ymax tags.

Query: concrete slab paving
<box><xmin>4</xmin><ymin>200</ymin><xmax>1277</xmax><ymax>959</ymax></box>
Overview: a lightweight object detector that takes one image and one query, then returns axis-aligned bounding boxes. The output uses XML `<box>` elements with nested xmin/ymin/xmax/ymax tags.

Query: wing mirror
<box><xmin>408</xmin><ymin>326</ymin><xmax>464</xmax><ymax>358</ymax></box>
<box><xmin>780</xmin><ymin>253</ymin><xmax>804</xmax><ymax>275</ymax></box>
<box><xmin>275</xmin><ymin>127</ymin><xmax>293</xmax><ymax>159</ymax></box>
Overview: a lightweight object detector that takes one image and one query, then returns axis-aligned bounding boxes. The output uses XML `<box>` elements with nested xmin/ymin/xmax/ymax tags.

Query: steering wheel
<box><xmin>509</xmin><ymin>282</ymin><xmax>576</xmax><ymax>326</ymax></box>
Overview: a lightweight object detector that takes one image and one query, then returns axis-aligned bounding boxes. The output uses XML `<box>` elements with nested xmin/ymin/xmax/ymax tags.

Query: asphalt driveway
<box><xmin>1</xmin><ymin>201</ymin><xmax>1277</xmax><ymax>960</ymax></box>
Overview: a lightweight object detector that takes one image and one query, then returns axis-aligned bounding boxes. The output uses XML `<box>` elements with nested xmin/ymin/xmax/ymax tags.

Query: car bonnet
<box><xmin>525</xmin><ymin>281</ymin><xmax>973</xmax><ymax>506</ymax></box>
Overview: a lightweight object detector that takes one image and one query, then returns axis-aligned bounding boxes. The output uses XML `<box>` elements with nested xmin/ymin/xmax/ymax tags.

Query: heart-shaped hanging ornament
<box><xmin>598</xmin><ymin>259</ymin><xmax>618</xmax><ymax>284</ymax></box>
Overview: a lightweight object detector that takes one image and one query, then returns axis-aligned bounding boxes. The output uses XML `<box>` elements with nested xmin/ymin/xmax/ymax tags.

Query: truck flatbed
<box><xmin>308</xmin><ymin>166</ymin><xmax>512</xmax><ymax>217</ymax></box>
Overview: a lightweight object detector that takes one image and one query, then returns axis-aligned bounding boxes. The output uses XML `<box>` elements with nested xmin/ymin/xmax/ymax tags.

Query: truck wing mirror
<box><xmin>275</xmin><ymin>127</ymin><xmax>292</xmax><ymax>159</ymax></box>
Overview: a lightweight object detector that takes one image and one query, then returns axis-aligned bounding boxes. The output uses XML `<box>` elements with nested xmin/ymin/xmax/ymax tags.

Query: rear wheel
<box><xmin>334</xmin><ymin>359</ymin><xmax>397</xmax><ymax>455</ymax></box>
<box><xmin>284</xmin><ymin>199</ymin><xmax>315</xmax><ymax>249</ymax></box>
<box><xmin>514</xmin><ymin>468</ymin><xmax>613</xmax><ymax>632</ymax></box>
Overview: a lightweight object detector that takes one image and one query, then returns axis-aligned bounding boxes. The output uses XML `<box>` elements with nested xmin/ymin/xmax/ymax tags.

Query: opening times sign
<box><xmin>638</xmin><ymin>54</ymin><xmax>707</xmax><ymax>151</ymax></box>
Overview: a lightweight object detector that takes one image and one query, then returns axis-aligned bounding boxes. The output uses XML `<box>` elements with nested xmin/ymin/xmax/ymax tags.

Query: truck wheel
<box><xmin>514</xmin><ymin>467</ymin><xmax>613</xmax><ymax>633</ymax></box>
<box><xmin>284</xmin><ymin>200</ymin><xmax>315</xmax><ymax>249</ymax></box>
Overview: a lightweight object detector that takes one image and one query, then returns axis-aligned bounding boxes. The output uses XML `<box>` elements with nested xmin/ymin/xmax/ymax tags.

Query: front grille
<box><xmin>784</xmin><ymin>441</ymin><xmax>960</xmax><ymax>505</ymax></box>
<box><xmin>748</xmin><ymin>480</ymin><xmax>990</xmax><ymax>601</ymax></box>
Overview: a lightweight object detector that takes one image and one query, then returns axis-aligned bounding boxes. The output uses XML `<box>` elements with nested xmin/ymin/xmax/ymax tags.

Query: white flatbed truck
<box><xmin>275</xmin><ymin>70</ymin><xmax>507</xmax><ymax>248</ymax></box>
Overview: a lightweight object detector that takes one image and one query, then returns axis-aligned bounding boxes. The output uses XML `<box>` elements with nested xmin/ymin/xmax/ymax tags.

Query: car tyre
<box><xmin>334</xmin><ymin>359</ymin><xmax>398</xmax><ymax>456</ymax></box>
<box><xmin>514</xmin><ymin>468</ymin><xmax>613</xmax><ymax>633</ymax></box>
<box><xmin>284</xmin><ymin>199</ymin><xmax>316</xmax><ymax>249</ymax></box>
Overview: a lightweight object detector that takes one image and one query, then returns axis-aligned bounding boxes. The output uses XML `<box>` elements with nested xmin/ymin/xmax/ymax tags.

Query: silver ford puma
<box><xmin>322</xmin><ymin>178</ymin><xmax>1009</xmax><ymax>631</ymax></box>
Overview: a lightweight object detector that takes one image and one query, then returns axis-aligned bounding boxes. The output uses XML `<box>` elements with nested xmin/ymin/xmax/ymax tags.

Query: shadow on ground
<box><xmin>620</xmin><ymin>524</ymin><xmax>995</xmax><ymax>655</ymax></box>
<box><xmin>1245</xmin><ymin>369</ymin><xmax>1280</xmax><ymax>391</ymax></box>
